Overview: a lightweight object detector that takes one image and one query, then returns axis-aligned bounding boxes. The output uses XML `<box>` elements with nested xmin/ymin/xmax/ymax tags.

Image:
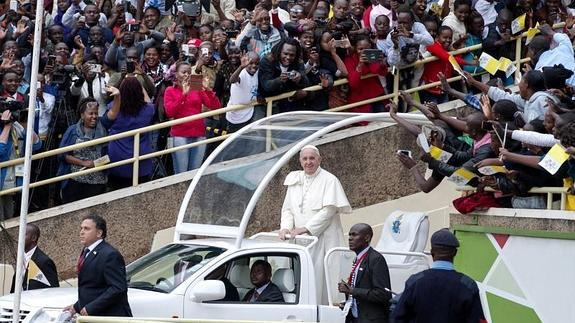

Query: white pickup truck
<box><xmin>0</xmin><ymin>112</ymin><xmax>432</xmax><ymax>322</ymax></box>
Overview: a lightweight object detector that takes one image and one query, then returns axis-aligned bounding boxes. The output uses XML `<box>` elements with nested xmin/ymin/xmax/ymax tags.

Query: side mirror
<box><xmin>190</xmin><ymin>280</ymin><xmax>226</xmax><ymax>302</ymax></box>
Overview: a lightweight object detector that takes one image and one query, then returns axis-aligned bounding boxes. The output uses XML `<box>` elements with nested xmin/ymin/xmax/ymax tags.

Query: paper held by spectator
<box><xmin>525</xmin><ymin>24</ymin><xmax>540</xmax><ymax>45</ymax></box>
<box><xmin>418</xmin><ymin>133</ymin><xmax>430</xmax><ymax>153</ymax></box>
<box><xmin>430</xmin><ymin>3</ymin><xmax>442</xmax><ymax>16</ymax></box>
<box><xmin>511</xmin><ymin>13</ymin><xmax>526</xmax><ymax>34</ymax></box>
<box><xmin>448</xmin><ymin>55</ymin><xmax>466</xmax><ymax>79</ymax></box>
<box><xmin>478</xmin><ymin>165</ymin><xmax>507</xmax><ymax>176</ymax></box>
<box><xmin>430</xmin><ymin>146</ymin><xmax>453</xmax><ymax>163</ymax></box>
<box><xmin>539</xmin><ymin>144</ymin><xmax>570</xmax><ymax>175</ymax></box>
<box><xmin>93</xmin><ymin>155</ymin><xmax>111</xmax><ymax>167</ymax></box>
<box><xmin>478</xmin><ymin>53</ymin><xmax>516</xmax><ymax>77</ymax></box>
<box><xmin>449</xmin><ymin>168</ymin><xmax>478</xmax><ymax>186</ymax></box>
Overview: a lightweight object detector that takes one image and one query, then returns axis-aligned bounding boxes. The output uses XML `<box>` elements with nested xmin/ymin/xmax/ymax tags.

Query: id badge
<box><xmin>15</xmin><ymin>165</ymin><xmax>24</xmax><ymax>177</ymax></box>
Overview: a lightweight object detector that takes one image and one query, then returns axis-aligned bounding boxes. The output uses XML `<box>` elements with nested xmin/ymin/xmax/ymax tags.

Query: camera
<box><xmin>52</xmin><ymin>65</ymin><xmax>77</xmax><ymax>85</ymax></box>
<box><xmin>0</xmin><ymin>98</ymin><xmax>26</xmax><ymax>124</ymax></box>
<box><xmin>225</xmin><ymin>30</ymin><xmax>239</xmax><ymax>39</ymax></box>
<box><xmin>288</xmin><ymin>71</ymin><xmax>297</xmax><ymax>80</ymax></box>
<box><xmin>176</xmin><ymin>0</ymin><xmax>202</xmax><ymax>17</ymax></box>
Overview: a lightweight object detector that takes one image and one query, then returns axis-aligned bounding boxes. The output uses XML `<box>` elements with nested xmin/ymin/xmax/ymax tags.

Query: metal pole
<box><xmin>265</xmin><ymin>100</ymin><xmax>273</xmax><ymax>152</ymax></box>
<box><xmin>12</xmin><ymin>1</ymin><xmax>44</xmax><ymax>322</ymax></box>
<box><xmin>132</xmin><ymin>133</ymin><xmax>140</xmax><ymax>186</ymax></box>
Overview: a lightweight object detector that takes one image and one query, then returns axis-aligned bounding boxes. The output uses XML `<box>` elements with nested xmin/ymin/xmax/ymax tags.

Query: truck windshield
<box><xmin>126</xmin><ymin>244</ymin><xmax>226</xmax><ymax>293</ymax></box>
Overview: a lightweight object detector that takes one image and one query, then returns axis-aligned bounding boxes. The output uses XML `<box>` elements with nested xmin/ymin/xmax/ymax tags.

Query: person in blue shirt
<box><xmin>392</xmin><ymin>229</ymin><xmax>486</xmax><ymax>323</ymax></box>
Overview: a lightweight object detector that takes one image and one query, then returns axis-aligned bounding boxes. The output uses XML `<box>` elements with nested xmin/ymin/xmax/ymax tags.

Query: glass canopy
<box><xmin>174</xmin><ymin>111</ymin><xmax>428</xmax><ymax>246</ymax></box>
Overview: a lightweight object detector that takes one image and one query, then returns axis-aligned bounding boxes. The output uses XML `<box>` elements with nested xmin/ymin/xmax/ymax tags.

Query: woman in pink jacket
<box><xmin>164</xmin><ymin>62</ymin><xmax>221</xmax><ymax>173</ymax></box>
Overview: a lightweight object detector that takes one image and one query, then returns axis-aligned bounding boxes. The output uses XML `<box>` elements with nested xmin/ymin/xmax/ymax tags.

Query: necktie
<box><xmin>251</xmin><ymin>290</ymin><xmax>260</xmax><ymax>302</ymax></box>
<box><xmin>77</xmin><ymin>248</ymin><xmax>89</xmax><ymax>273</ymax></box>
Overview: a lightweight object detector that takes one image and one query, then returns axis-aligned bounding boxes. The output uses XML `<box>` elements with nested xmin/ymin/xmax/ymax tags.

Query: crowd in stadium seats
<box><xmin>0</xmin><ymin>0</ymin><xmax>574</xmax><ymax>217</ymax></box>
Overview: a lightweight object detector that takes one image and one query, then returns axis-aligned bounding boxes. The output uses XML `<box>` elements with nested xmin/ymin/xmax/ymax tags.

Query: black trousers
<box><xmin>61</xmin><ymin>180</ymin><xmax>106</xmax><ymax>204</ymax></box>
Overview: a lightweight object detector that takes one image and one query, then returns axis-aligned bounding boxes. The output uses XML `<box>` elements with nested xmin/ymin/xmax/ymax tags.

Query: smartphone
<box><xmin>182</xmin><ymin>44</ymin><xmax>190</xmax><ymax>56</ymax></box>
<box><xmin>481</xmin><ymin>121</ymin><xmax>494</xmax><ymax>131</ymax></box>
<box><xmin>127</xmin><ymin>24</ymin><xmax>140</xmax><ymax>32</ymax></box>
<box><xmin>201</xmin><ymin>47</ymin><xmax>209</xmax><ymax>56</ymax></box>
<box><xmin>189</xmin><ymin>74</ymin><xmax>203</xmax><ymax>91</ymax></box>
<box><xmin>78</xmin><ymin>15</ymin><xmax>86</xmax><ymax>23</ymax></box>
<box><xmin>47</xmin><ymin>55</ymin><xmax>56</xmax><ymax>66</ymax></box>
<box><xmin>333</xmin><ymin>39</ymin><xmax>345</xmax><ymax>48</ymax></box>
<box><xmin>175</xmin><ymin>32</ymin><xmax>184</xmax><ymax>42</ymax></box>
<box><xmin>397</xmin><ymin>150</ymin><xmax>412</xmax><ymax>158</ymax></box>
<box><xmin>363</xmin><ymin>49</ymin><xmax>383</xmax><ymax>62</ymax></box>
<box><xmin>126</xmin><ymin>61</ymin><xmax>136</xmax><ymax>73</ymax></box>
<box><xmin>89</xmin><ymin>64</ymin><xmax>102</xmax><ymax>73</ymax></box>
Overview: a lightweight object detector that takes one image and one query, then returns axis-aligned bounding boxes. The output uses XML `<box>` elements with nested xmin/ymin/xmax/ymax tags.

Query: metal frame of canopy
<box><xmin>174</xmin><ymin>111</ymin><xmax>432</xmax><ymax>249</ymax></box>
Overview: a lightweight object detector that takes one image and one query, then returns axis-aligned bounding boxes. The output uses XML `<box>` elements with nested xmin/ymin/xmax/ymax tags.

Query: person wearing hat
<box><xmin>392</xmin><ymin>228</ymin><xmax>486</xmax><ymax>323</ymax></box>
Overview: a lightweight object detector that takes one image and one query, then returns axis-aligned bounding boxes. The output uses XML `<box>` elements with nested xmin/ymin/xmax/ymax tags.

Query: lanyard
<box><xmin>348</xmin><ymin>252</ymin><xmax>368</xmax><ymax>286</ymax></box>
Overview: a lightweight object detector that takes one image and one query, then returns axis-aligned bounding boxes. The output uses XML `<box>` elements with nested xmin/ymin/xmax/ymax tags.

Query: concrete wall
<box><xmin>0</xmin><ymin>101</ymin><xmax>470</xmax><ymax>281</ymax></box>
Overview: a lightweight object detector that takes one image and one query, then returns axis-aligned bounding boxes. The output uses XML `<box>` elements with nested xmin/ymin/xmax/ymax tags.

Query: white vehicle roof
<box><xmin>175</xmin><ymin>112</ymin><xmax>431</xmax><ymax>248</ymax></box>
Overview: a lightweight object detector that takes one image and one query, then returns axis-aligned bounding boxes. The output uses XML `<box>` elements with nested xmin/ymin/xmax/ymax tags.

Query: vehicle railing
<box><xmin>0</xmin><ymin>23</ymin><xmax>562</xmax><ymax>196</ymax></box>
<box><xmin>249</xmin><ymin>232</ymin><xmax>319</xmax><ymax>250</ymax></box>
<box><xmin>456</xmin><ymin>186</ymin><xmax>570</xmax><ymax>210</ymax></box>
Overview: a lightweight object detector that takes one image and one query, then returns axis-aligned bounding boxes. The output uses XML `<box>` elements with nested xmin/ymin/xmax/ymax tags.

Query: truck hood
<box><xmin>0</xmin><ymin>288</ymin><xmax>176</xmax><ymax>310</ymax></box>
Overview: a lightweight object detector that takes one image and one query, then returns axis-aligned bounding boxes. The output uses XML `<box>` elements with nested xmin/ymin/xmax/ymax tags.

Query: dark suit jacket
<box><xmin>350</xmin><ymin>247</ymin><xmax>392</xmax><ymax>323</ymax></box>
<box><xmin>242</xmin><ymin>282</ymin><xmax>285</xmax><ymax>303</ymax></box>
<box><xmin>10</xmin><ymin>247</ymin><xmax>59</xmax><ymax>293</ymax></box>
<box><xmin>73</xmin><ymin>240</ymin><xmax>132</xmax><ymax>317</ymax></box>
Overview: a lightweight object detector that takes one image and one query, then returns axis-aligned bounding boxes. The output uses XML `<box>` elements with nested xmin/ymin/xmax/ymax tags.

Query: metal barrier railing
<box><xmin>0</xmin><ymin>23</ymin><xmax>562</xmax><ymax>197</ymax></box>
<box><xmin>456</xmin><ymin>186</ymin><xmax>570</xmax><ymax>210</ymax></box>
<box><xmin>75</xmin><ymin>318</ymin><xmax>306</xmax><ymax>323</ymax></box>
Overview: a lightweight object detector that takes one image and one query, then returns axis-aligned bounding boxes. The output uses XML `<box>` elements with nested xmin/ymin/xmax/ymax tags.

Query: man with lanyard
<box><xmin>338</xmin><ymin>223</ymin><xmax>391</xmax><ymax>323</ymax></box>
<box><xmin>392</xmin><ymin>228</ymin><xmax>486</xmax><ymax>323</ymax></box>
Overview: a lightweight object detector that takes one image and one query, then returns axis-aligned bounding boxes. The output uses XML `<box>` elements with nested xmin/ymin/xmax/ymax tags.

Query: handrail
<box><xmin>456</xmin><ymin>186</ymin><xmax>569</xmax><ymax>211</ymax></box>
<box><xmin>0</xmin><ymin>24</ymin><xmax>562</xmax><ymax>197</ymax></box>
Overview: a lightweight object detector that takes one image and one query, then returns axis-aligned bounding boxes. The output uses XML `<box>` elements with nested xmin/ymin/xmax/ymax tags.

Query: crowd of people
<box><xmin>0</xmin><ymin>0</ymin><xmax>573</xmax><ymax>217</ymax></box>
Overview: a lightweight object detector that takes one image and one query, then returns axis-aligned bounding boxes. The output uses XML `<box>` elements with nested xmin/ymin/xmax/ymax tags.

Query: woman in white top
<box><xmin>442</xmin><ymin>0</ymin><xmax>471</xmax><ymax>47</ymax></box>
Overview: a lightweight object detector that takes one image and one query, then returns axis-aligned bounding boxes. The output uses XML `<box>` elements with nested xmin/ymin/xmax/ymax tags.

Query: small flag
<box><xmin>511</xmin><ymin>14</ymin><xmax>526</xmax><ymax>34</ymax></box>
<box><xmin>539</xmin><ymin>144</ymin><xmax>570</xmax><ymax>175</ymax></box>
<box><xmin>449</xmin><ymin>168</ymin><xmax>478</xmax><ymax>186</ymax></box>
<box><xmin>27</xmin><ymin>259</ymin><xmax>51</xmax><ymax>287</ymax></box>
<box><xmin>479</xmin><ymin>52</ymin><xmax>500</xmax><ymax>75</ymax></box>
<box><xmin>430</xmin><ymin>146</ymin><xmax>453</xmax><ymax>163</ymax></box>
<box><xmin>478</xmin><ymin>166</ymin><xmax>507</xmax><ymax>176</ymax></box>
<box><xmin>525</xmin><ymin>23</ymin><xmax>540</xmax><ymax>45</ymax></box>
<box><xmin>448</xmin><ymin>55</ymin><xmax>466</xmax><ymax>79</ymax></box>
<box><xmin>497</xmin><ymin>57</ymin><xmax>517</xmax><ymax>78</ymax></box>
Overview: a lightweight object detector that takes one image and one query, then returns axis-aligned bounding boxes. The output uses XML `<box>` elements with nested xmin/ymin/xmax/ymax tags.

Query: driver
<box><xmin>242</xmin><ymin>260</ymin><xmax>284</xmax><ymax>303</ymax></box>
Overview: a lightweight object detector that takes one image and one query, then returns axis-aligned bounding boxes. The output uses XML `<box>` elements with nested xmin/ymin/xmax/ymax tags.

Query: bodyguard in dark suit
<box><xmin>64</xmin><ymin>215</ymin><xmax>132</xmax><ymax>317</ymax></box>
<box><xmin>242</xmin><ymin>260</ymin><xmax>284</xmax><ymax>303</ymax></box>
<box><xmin>338</xmin><ymin>223</ymin><xmax>392</xmax><ymax>323</ymax></box>
<box><xmin>10</xmin><ymin>224</ymin><xmax>59</xmax><ymax>292</ymax></box>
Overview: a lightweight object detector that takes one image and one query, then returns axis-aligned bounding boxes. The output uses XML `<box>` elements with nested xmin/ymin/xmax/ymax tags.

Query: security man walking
<box><xmin>392</xmin><ymin>228</ymin><xmax>486</xmax><ymax>323</ymax></box>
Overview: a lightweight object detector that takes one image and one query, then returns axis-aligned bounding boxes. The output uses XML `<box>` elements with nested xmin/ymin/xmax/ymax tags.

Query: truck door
<box><xmin>184</xmin><ymin>250</ymin><xmax>317</xmax><ymax>322</ymax></box>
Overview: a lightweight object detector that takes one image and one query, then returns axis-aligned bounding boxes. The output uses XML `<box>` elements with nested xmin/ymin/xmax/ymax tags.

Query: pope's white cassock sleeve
<box><xmin>280</xmin><ymin>167</ymin><xmax>351</xmax><ymax>305</ymax></box>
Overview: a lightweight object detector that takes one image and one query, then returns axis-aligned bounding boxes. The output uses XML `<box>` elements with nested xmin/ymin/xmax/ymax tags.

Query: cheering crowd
<box><xmin>0</xmin><ymin>0</ymin><xmax>573</xmax><ymax>217</ymax></box>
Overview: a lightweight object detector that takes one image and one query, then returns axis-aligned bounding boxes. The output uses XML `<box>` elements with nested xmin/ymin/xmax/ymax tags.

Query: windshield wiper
<box><xmin>128</xmin><ymin>281</ymin><xmax>168</xmax><ymax>293</ymax></box>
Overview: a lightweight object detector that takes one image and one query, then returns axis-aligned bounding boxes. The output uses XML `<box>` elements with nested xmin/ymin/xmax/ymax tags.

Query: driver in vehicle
<box><xmin>242</xmin><ymin>260</ymin><xmax>285</xmax><ymax>303</ymax></box>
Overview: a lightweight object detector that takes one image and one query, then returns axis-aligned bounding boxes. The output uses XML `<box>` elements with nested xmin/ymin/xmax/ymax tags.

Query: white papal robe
<box><xmin>280</xmin><ymin>167</ymin><xmax>352</xmax><ymax>305</ymax></box>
